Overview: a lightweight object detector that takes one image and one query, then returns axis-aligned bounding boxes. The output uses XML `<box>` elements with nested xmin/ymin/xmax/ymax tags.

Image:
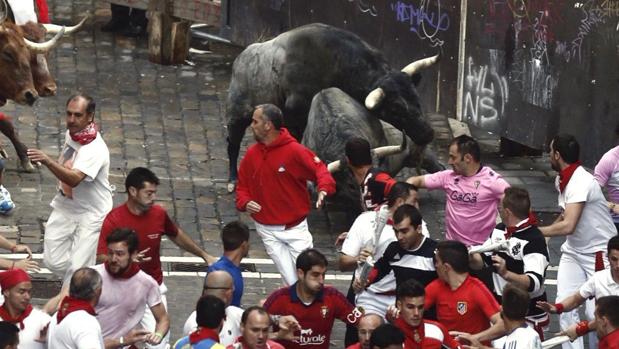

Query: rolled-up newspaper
<box><xmin>468</xmin><ymin>240</ymin><xmax>510</xmax><ymax>255</ymax></box>
<box><xmin>541</xmin><ymin>335</ymin><xmax>570</xmax><ymax>349</ymax></box>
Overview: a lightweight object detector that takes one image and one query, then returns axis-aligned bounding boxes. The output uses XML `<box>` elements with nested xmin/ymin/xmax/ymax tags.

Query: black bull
<box><xmin>225</xmin><ymin>23</ymin><xmax>440</xmax><ymax>189</ymax></box>
<box><xmin>303</xmin><ymin>87</ymin><xmax>445</xmax><ymax>216</ymax></box>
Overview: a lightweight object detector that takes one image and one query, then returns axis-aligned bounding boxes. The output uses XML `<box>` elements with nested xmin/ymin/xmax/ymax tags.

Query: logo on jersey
<box><xmin>297</xmin><ymin>328</ymin><xmax>326</xmax><ymax>345</ymax></box>
<box><xmin>320</xmin><ymin>306</ymin><xmax>329</xmax><ymax>319</ymax></box>
<box><xmin>474</xmin><ymin>180</ymin><xmax>480</xmax><ymax>189</ymax></box>
<box><xmin>313</xmin><ymin>156</ymin><xmax>321</xmax><ymax>163</ymax></box>
<box><xmin>511</xmin><ymin>242</ymin><xmax>521</xmax><ymax>256</ymax></box>
<box><xmin>449</xmin><ymin>190</ymin><xmax>478</xmax><ymax>203</ymax></box>
<box><xmin>457</xmin><ymin>302</ymin><xmax>468</xmax><ymax>315</ymax></box>
<box><xmin>278</xmin><ymin>164</ymin><xmax>286</xmax><ymax>173</ymax></box>
<box><xmin>346</xmin><ymin>306</ymin><xmax>364</xmax><ymax>323</ymax></box>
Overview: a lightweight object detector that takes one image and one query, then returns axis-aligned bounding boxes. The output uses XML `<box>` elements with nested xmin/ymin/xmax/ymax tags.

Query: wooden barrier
<box><xmin>107</xmin><ymin>0</ymin><xmax>221</xmax><ymax>65</ymax></box>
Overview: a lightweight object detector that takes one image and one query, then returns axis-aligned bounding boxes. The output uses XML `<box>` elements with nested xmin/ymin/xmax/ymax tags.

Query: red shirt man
<box><xmin>263</xmin><ymin>249</ymin><xmax>362</xmax><ymax>349</ymax></box>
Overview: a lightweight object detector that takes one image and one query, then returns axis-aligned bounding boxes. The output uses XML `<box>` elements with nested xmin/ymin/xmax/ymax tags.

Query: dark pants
<box><xmin>111</xmin><ymin>4</ymin><xmax>147</xmax><ymax>27</ymax></box>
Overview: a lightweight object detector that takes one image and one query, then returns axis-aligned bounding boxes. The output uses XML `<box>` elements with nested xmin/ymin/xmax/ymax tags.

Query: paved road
<box><xmin>0</xmin><ymin>1</ymin><xmax>584</xmax><ymax>347</ymax></box>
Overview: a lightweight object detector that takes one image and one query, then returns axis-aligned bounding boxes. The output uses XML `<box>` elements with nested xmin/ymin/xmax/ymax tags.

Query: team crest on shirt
<box><xmin>413</xmin><ymin>329</ymin><xmax>421</xmax><ymax>343</ymax></box>
<box><xmin>474</xmin><ymin>180</ymin><xmax>480</xmax><ymax>189</ymax></box>
<box><xmin>320</xmin><ymin>306</ymin><xmax>329</xmax><ymax>318</ymax></box>
<box><xmin>313</xmin><ymin>156</ymin><xmax>321</xmax><ymax>163</ymax></box>
<box><xmin>278</xmin><ymin>164</ymin><xmax>286</xmax><ymax>173</ymax></box>
<box><xmin>511</xmin><ymin>242</ymin><xmax>521</xmax><ymax>256</ymax></box>
<box><xmin>457</xmin><ymin>301</ymin><xmax>468</xmax><ymax>315</ymax></box>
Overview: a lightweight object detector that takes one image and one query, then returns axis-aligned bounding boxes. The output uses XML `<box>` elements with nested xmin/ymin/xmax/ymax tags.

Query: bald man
<box><xmin>183</xmin><ymin>271</ymin><xmax>244</xmax><ymax>346</ymax></box>
<box><xmin>348</xmin><ymin>314</ymin><xmax>384</xmax><ymax>349</ymax></box>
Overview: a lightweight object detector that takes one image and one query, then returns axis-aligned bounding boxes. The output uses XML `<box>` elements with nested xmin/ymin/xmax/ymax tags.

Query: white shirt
<box><xmin>183</xmin><ymin>305</ymin><xmax>243</xmax><ymax>346</ymax></box>
<box><xmin>50</xmin><ymin>131</ymin><xmax>113</xmax><ymax>216</ymax></box>
<box><xmin>501</xmin><ymin>326</ymin><xmax>542</xmax><ymax>349</ymax></box>
<box><xmin>579</xmin><ymin>268</ymin><xmax>619</xmax><ymax>299</ymax></box>
<box><xmin>557</xmin><ymin>166</ymin><xmax>617</xmax><ymax>254</ymax></box>
<box><xmin>47</xmin><ymin>310</ymin><xmax>105</xmax><ymax>349</ymax></box>
<box><xmin>0</xmin><ymin>307</ymin><xmax>50</xmax><ymax>349</ymax></box>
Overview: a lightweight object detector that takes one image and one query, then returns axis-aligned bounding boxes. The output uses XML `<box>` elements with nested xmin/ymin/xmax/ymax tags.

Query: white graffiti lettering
<box><xmin>463</xmin><ymin>52</ymin><xmax>508</xmax><ymax>132</ymax></box>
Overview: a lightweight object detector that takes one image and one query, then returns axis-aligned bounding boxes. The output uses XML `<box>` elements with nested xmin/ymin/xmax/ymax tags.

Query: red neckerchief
<box><xmin>104</xmin><ymin>261</ymin><xmax>141</xmax><ymax>279</ymax></box>
<box><xmin>56</xmin><ymin>296</ymin><xmax>96</xmax><ymax>324</ymax></box>
<box><xmin>505</xmin><ymin>212</ymin><xmax>538</xmax><ymax>239</ymax></box>
<box><xmin>189</xmin><ymin>327</ymin><xmax>220</xmax><ymax>344</ymax></box>
<box><xmin>70</xmin><ymin>122</ymin><xmax>98</xmax><ymax>145</ymax></box>
<box><xmin>559</xmin><ymin>161</ymin><xmax>581</xmax><ymax>193</ymax></box>
<box><xmin>0</xmin><ymin>303</ymin><xmax>33</xmax><ymax>329</ymax></box>
<box><xmin>395</xmin><ymin>317</ymin><xmax>424</xmax><ymax>347</ymax></box>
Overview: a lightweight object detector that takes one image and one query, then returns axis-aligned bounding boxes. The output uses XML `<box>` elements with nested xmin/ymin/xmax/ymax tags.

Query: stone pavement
<box><xmin>0</xmin><ymin>0</ymin><xmax>587</xmax><ymax>347</ymax></box>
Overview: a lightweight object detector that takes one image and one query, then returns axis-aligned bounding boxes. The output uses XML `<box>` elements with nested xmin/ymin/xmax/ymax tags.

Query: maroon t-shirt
<box><xmin>97</xmin><ymin>203</ymin><xmax>179</xmax><ymax>284</ymax></box>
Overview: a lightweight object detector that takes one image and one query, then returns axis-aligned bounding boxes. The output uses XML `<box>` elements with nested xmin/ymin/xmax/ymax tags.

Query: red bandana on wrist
<box><xmin>104</xmin><ymin>261</ymin><xmax>141</xmax><ymax>279</ymax></box>
<box><xmin>70</xmin><ymin>122</ymin><xmax>98</xmax><ymax>145</ymax></box>
<box><xmin>56</xmin><ymin>296</ymin><xmax>96</xmax><ymax>323</ymax></box>
<box><xmin>505</xmin><ymin>212</ymin><xmax>538</xmax><ymax>239</ymax></box>
<box><xmin>189</xmin><ymin>327</ymin><xmax>220</xmax><ymax>344</ymax></box>
<box><xmin>0</xmin><ymin>304</ymin><xmax>33</xmax><ymax>329</ymax></box>
<box><xmin>558</xmin><ymin>161</ymin><xmax>581</xmax><ymax>193</ymax></box>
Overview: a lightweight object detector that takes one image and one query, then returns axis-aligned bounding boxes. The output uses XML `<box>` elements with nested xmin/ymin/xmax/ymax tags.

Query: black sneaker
<box><xmin>101</xmin><ymin>18</ymin><xmax>129</xmax><ymax>32</ymax></box>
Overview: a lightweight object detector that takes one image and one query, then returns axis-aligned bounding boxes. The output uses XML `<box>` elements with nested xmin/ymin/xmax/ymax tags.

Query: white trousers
<box><xmin>138</xmin><ymin>283</ymin><xmax>170</xmax><ymax>349</ymax></box>
<box><xmin>43</xmin><ymin>209</ymin><xmax>105</xmax><ymax>285</ymax></box>
<box><xmin>556</xmin><ymin>249</ymin><xmax>605</xmax><ymax>349</ymax></box>
<box><xmin>255</xmin><ymin>219</ymin><xmax>313</xmax><ymax>285</ymax></box>
<box><xmin>355</xmin><ymin>291</ymin><xmax>395</xmax><ymax>319</ymax></box>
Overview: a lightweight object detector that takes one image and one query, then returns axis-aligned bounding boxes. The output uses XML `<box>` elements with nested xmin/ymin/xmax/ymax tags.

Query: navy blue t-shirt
<box><xmin>208</xmin><ymin>256</ymin><xmax>243</xmax><ymax>306</ymax></box>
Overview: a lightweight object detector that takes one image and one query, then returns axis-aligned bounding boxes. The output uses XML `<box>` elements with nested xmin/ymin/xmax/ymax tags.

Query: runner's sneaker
<box><xmin>0</xmin><ymin>185</ymin><xmax>15</xmax><ymax>214</ymax></box>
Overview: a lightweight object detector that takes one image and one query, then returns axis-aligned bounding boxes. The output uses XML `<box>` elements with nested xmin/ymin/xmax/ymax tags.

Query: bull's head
<box><xmin>0</xmin><ymin>22</ymin><xmax>38</xmax><ymax>106</ymax></box>
<box><xmin>18</xmin><ymin>14</ymin><xmax>87</xmax><ymax>97</ymax></box>
<box><xmin>364</xmin><ymin>54</ymin><xmax>440</xmax><ymax>147</ymax></box>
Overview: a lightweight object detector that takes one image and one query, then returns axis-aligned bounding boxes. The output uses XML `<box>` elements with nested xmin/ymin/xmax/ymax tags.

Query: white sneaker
<box><xmin>0</xmin><ymin>185</ymin><xmax>15</xmax><ymax>214</ymax></box>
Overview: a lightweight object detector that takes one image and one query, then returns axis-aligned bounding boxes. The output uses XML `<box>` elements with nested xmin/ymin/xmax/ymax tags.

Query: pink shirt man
<box><xmin>424</xmin><ymin>166</ymin><xmax>509</xmax><ymax>245</ymax></box>
<box><xmin>595</xmin><ymin>145</ymin><xmax>619</xmax><ymax>224</ymax></box>
<box><xmin>91</xmin><ymin>264</ymin><xmax>162</xmax><ymax>339</ymax></box>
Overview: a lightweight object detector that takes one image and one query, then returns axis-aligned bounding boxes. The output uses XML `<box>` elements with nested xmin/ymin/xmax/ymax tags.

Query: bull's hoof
<box><xmin>227</xmin><ymin>182</ymin><xmax>236</xmax><ymax>193</ymax></box>
<box><xmin>19</xmin><ymin>158</ymin><xmax>36</xmax><ymax>173</ymax></box>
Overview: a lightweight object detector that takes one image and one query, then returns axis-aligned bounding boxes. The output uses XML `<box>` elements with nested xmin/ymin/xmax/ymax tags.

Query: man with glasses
<box><xmin>28</xmin><ymin>93</ymin><xmax>113</xmax><ymax>290</ymax></box>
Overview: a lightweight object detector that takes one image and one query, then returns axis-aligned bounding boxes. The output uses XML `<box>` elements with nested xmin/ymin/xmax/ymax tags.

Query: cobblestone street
<box><xmin>0</xmin><ymin>1</ymin><xmax>575</xmax><ymax>347</ymax></box>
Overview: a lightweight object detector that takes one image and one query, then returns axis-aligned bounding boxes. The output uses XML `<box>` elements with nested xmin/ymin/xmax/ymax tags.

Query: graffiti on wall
<box><xmin>343</xmin><ymin>0</ymin><xmax>380</xmax><ymax>16</ymax></box>
<box><xmin>390</xmin><ymin>0</ymin><xmax>450</xmax><ymax>47</ymax></box>
<box><xmin>463</xmin><ymin>51</ymin><xmax>509</xmax><ymax>131</ymax></box>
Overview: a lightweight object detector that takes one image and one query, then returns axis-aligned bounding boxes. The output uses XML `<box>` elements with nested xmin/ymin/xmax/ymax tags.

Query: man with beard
<box><xmin>94</xmin><ymin>228</ymin><xmax>169</xmax><ymax>349</ymax></box>
<box><xmin>0</xmin><ymin>269</ymin><xmax>50</xmax><ymax>348</ymax></box>
<box><xmin>97</xmin><ymin>167</ymin><xmax>215</xmax><ymax>348</ymax></box>
<box><xmin>226</xmin><ymin>306</ymin><xmax>286</xmax><ymax>349</ymax></box>
<box><xmin>263</xmin><ymin>249</ymin><xmax>363</xmax><ymax>349</ymax></box>
<box><xmin>540</xmin><ymin>134</ymin><xmax>617</xmax><ymax>349</ymax></box>
<box><xmin>235</xmin><ymin>104</ymin><xmax>336</xmax><ymax>285</ymax></box>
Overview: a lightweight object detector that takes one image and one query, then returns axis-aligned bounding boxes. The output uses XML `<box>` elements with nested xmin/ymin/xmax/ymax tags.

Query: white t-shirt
<box><xmin>579</xmin><ymin>268</ymin><xmax>619</xmax><ymax>299</ymax></box>
<box><xmin>0</xmin><ymin>307</ymin><xmax>50</xmax><ymax>349</ymax></box>
<box><xmin>183</xmin><ymin>305</ymin><xmax>243</xmax><ymax>346</ymax></box>
<box><xmin>557</xmin><ymin>166</ymin><xmax>617</xmax><ymax>254</ymax></box>
<box><xmin>500</xmin><ymin>325</ymin><xmax>542</xmax><ymax>349</ymax></box>
<box><xmin>92</xmin><ymin>264</ymin><xmax>161</xmax><ymax>339</ymax></box>
<box><xmin>50</xmin><ymin>131</ymin><xmax>113</xmax><ymax>216</ymax></box>
<box><xmin>47</xmin><ymin>310</ymin><xmax>105</xmax><ymax>349</ymax></box>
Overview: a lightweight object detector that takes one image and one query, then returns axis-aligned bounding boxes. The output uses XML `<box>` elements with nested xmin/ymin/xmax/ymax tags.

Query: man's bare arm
<box><xmin>540</xmin><ymin>202</ymin><xmax>584</xmax><ymax>237</ymax></box>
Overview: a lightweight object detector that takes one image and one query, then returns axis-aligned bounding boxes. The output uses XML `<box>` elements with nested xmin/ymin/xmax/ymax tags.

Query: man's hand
<box><xmin>536</xmin><ymin>301</ymin><xmax>558</xmax><ymax>314</ymax></box>
<box><xmin>334</xmin><ymin>232</ymin><xmax>348</xmax><ymax>248</ymax></box>
<box><xmin>12</xmin><ymin>244</ymin><xmax>32</xmax><ymax>259</ymax></box>
<box><xmin>145</xmin><ymin>332</ymin><xmax>164</xmax><ymax>345</ymax></box>
<box><xmin>491</xmin><ymin>255</ymin><xmax>507</xmax><ymax>277</ymax></box>
<box><xmin>278</xmin><ymin>315</ymin><xmax>300</xmax><ymax>332</ymax></box>
<box><xmin>14</xmin><ymin>259</ymin><xmax>40</xmax><ymax>272</ymax></box>
<box><xmin>560</xmin><ymin>325</ymin><xmax>579</xmax><ymax>342</ymax></box>
<box><xmin>133</xmin><ymin>248</ymin><xmax>152</xmax><ymax>264</ymax></box>
<box><xmin>316</xmin><ymin>191</ymin><xmax>327</xmax><ymax>209</ymax></box>
<box><xmin>358</xmin><ymin>248</ymin><xmax>372</xmax><ymax>264</ymax></box>
<box><xmin>26</xmin><ymin>149</ymin><xmax>51</xmax><ymax>166</ymax></box>
<box><xmin>246</xmin><ymin>201</ymin><xmax>262</xmax><ymax>214</ymax></box>
<box><xmin>385</xmin><ymin>304</ymin><xmax>399</xmax><ymax>322</ymax></box>
<box><xmin>125</xmin><ymin>329</ymin><xmax>151</xmax><ymax>344</ymax></box>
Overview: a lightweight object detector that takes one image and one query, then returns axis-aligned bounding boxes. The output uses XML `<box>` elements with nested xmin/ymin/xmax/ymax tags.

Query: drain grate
<box><xmin>169</xmin><ymin>262</ymin><xmax>257</xmax><ymax>273</ymax></box>
<box><xmin>31</xmin><ymin>279</ymin><xmax>62</xmax><ymax>299</ymax></box>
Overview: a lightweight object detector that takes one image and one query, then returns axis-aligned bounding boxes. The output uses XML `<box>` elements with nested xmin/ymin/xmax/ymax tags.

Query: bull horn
<box><xmin>400</xmin><ymin>53</ymin><xmax>440</xmax><ymax>76</ymax></box>
<box><xmin>23</xmin><ymin>26</ymin><xmax>65</xmax><ymax>53</ymax></box>
<box><xmin>42</xmin><ymin>13</ymin><xmax>89</xmax><ymax>34</ymax></box>
<box><xmin>372</xmin><ymin>132</ymin><xmax>408</xmax><ymax>158</ymax></box>
<box><xmin>364</xmin><ymin>87</ymin><xmax>385</xmax><ymax>110</ymax></box>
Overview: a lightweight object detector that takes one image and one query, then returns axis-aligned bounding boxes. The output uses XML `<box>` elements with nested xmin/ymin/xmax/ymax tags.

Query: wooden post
<box><xmin>147</xmin><ymin>0</ymin><xmax>191</xmax><ymax>65</ymax></box>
